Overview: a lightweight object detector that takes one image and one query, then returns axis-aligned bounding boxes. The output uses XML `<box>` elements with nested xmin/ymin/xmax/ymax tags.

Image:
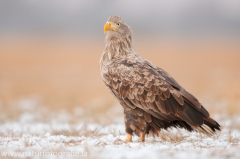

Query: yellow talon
<box><xmin>125</xmin><ymin>133</ymin><xmax>132</xmax><ymax>142</ymax></box>
<box><xmin>138</xmin><ymin>133</ymin><xmax>145</xmax><ymax>142</ymax></box>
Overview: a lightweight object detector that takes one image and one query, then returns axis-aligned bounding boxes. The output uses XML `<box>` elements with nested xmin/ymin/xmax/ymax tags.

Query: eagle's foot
<box><xmin>138</xmin><ymin>133</ymin><xmax>145</xmax><ymax>142</ymax></box>
<box><xmin>124</xmin><ymin>133</ymin><xmax>132</xmax><ymax>142</ymax></box>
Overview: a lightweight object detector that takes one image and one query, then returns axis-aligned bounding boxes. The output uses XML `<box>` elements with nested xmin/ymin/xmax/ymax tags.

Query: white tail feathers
<box><xmin>193</xmin><ymin>124</ymin><xmax>220</xmax><ymax>137</ymax></box>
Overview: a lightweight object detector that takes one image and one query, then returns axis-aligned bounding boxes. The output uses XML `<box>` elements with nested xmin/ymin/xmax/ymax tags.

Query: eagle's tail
<box><xmin>148</xmin><ymin>114</ymin><xmax>221</xmax><ymax>137</ymax></box>
<box><xmin>193</xmin><ymin>117</ymin><xmax>221</xmax><ymax>137</ymax></box>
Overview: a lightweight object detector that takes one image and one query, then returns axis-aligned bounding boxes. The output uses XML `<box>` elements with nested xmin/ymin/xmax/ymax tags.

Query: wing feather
<box><xmin>103</xmin><ymin>59</ymin><xmax>210</xmax><ymax>127</ymax></box>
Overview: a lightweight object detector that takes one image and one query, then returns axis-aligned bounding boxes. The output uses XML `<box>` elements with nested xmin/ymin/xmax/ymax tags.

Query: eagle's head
<box><xmin>104</xmin><ymin>15</ymin><xmax>132</xmax><ymax>42</ymax></box>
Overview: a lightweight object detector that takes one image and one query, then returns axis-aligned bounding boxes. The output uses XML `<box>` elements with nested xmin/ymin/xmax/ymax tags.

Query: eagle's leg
<box><xmin>138</xmin><ymin>132</ymin><xmax>145</xmax><ymax>142</ymax></box>
<box><xmin>125</xmin><ymin>133</ymin><xmax>132</xmax><ymax>142</ymax></box>
<box><xmin>123</xmin><ymin>107</ymin><xmax>150</xmax><ymax>142</ymax></box>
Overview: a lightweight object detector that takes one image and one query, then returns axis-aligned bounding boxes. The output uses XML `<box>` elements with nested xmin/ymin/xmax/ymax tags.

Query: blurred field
<box><xmin>0</xmin><ymin>37</ymin><xmax>240</xmax><ymax>116</ymax></box>
<box><xmin>1</xmin><ymin>1</ymin><xmax>240</xmax><ymax>158</ymax></box>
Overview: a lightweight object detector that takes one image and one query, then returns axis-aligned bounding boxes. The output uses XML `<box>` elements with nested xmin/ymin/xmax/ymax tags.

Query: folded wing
<box><xmin>102</xmin><ymin>58</ymin><xmax>220</xmax><ymax>135</ymax></box>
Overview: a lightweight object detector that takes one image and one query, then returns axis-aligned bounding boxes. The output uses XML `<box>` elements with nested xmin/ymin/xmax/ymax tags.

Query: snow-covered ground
<box><xmin>0</xmin><ymin>99</ymin><xmax>240</xmax><ymax>159</ymax></box>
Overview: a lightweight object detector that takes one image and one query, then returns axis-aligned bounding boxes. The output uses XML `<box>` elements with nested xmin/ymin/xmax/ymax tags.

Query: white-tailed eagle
<box><xmin>100</xmin><ymin>15</ymin><xmax>220</xmax><ymax>142</ymax></box>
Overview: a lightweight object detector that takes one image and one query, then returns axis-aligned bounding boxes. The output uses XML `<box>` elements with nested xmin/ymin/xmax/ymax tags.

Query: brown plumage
<box><xmin>100</xmin><ymin>15</ymin><xmax>221</xmax><ymax>142</ymax></box>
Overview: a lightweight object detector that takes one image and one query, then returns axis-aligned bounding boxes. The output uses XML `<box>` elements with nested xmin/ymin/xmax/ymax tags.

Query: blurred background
<box><xmin>0</xmin><ymin>0</ymin><xmax>240</xmax><ymax>124</ymax></box>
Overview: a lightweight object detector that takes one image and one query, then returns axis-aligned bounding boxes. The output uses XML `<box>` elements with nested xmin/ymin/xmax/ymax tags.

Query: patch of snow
<box><xmin>0</xmin><ymin>99</ymin><xmax>240</xmax><ymax>159</ymax></box>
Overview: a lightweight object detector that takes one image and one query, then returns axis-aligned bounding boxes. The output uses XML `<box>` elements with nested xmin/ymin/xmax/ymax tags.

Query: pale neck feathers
<box><xmin>105</xmin><ymin>35</ymin><xmax>133</xmax><ymax>60</ymax></box>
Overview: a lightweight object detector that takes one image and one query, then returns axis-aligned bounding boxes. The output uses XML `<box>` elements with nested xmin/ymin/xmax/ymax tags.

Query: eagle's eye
<box><xmin>117</xmin><ymin>23</ymin><xmax>120</xmax><ymax>26</ymax></box>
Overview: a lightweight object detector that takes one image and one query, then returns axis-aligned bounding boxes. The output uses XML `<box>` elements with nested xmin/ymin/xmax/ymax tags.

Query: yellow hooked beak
<box><xmin>104</xmin><ymin>22</ymin><xmax>119</xmax><ymax>34</ymax></box>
